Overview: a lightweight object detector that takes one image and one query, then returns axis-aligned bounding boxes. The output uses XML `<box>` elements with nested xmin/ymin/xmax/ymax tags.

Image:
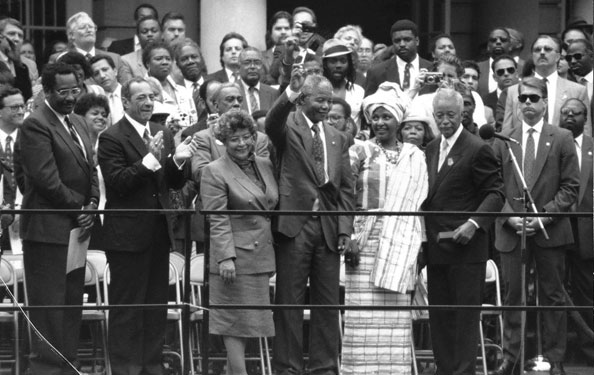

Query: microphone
<box><xmin>478</xmin><ymin>124</ymin><xmax>520</xmax><ymax>145</ymax></box>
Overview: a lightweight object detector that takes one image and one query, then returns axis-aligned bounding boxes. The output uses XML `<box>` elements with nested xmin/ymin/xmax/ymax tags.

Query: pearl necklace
<box><xmin>375</xmin><ymin>139</ymin><xmax>401</xmax><ymax>165</ymax></box>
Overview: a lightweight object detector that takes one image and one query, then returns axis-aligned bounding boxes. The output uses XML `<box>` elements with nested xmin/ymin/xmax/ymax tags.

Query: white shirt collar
<box><xmin>225</xmin><ymin>67</ymin><xmax>238</xmax><ymax>81</ymax></box>
<box><xmin>575</xmin><ymin>133</ymin><xmax>583</xmax><ymax>148</ymax></box>
<box><xmin>396</xmin><ymin>54</ymin><xmax>419</xmax><ymax>70</ymax></box>
<box><xmin>522</xmin><ymin>119</ymin><xmax>544</xmax><ymax>134</ymax></box>
<box><xmin>0</xmin><ymin>128</ymin><xmax>18</xmax><ymax>145</ymax></box>
<box><xmin>442</xmin><ymin>123</ymin><xmax>464</xmax><ymax>147</ymax></box>
<box><xmin>581</xmin><ymin>70</ymin><xmax>593</xmax><ymax>83</ymax></box>
<box><xmin>133</xmin><ymin>35</ymin><xmax>141</xmax><ymax>51</ymax></box>
<box><xmin>124</xmin><ymin>113</ymin><xmax>150</xmax><ymax>139</ymax></box>
<box><xmin>184</xmin><ymin>76</ymin><xmax>204</xmax><ymax>90</ymax></box>
<box><xmin>535</xmin><ymin>70</ymin><xmax>558</xmax><ymax>85</ymax></box>
<box><xmin>241</xmin><ymin>79</ymin><xmax>260</xmax><ymax>91</ymax></box>
<box><xmin>45</xmin><ymin>100</ymin><xmax>67</xmax><ymax>124</ymax></box>
<box><xmin>75</xmin><ymin>46</ymin><xmax>96</xmax><ymax>56</ymax></box>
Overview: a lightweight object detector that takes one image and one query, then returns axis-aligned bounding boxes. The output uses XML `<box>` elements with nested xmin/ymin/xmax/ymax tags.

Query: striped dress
<box><xmin>342</xmin><ymin>140</ymin><xmax>428</xmax><ymax>375</ymax></box>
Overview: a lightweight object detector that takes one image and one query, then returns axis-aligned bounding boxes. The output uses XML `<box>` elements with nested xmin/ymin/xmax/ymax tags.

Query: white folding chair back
<box><xmin>0</xmin><ymin>258</ymin><xmax>20</xmax><ymax>374</ymax></box>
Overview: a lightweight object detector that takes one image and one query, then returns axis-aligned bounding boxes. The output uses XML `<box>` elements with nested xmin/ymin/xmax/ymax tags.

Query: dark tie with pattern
<box><xmin>402</xmin><ymin>62</ymin><xmax>412</xmax><ymax>90</ymax></box>
<box><xmin>248</xmin><ymin>86</ymin><xmax>259</xmax><ymax>114</ymax></box>
<box><xmin>311</xmin><ymin>123</ymin><xmax>325</xmax><ymax>183</ymax></box>
<box><xmin>542</xmin><ymin>77</ymin><xmax>549</xmax><ymax>122</ymax></box>
<box><xmin>3</xmin><ymin>135</ymin><xmax>14</xmax><ymax>203</ymax></box>
<box><xmin>65</xmin><ymin>115</ymin><xmax>85</xmax><ymax>157</ymax></box>
<box><xmin>524</xmin><ymin>128</ymin><xmax>536</xmax><ymax>187</ymax></box>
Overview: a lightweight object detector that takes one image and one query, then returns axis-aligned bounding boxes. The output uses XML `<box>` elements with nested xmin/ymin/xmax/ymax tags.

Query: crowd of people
<box><xmin>0</xmin><ymin>3</ymin><xmax>592</xmax><ymax>375</ymax></box>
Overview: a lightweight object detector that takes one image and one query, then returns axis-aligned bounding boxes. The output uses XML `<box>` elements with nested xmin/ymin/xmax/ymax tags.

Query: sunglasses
<box><xmin>518</xmin><ymin>94</ymin><xmax>542</xmax><ymax>103</ymax></box>
<box><xmin>533</xmin><ymin>46</ymin><xmax>556</xmax><ymax>53</ymax></box>
<box><xmin>564</xmin><ymin>53</ymin><xmax>584</xmax><ymax>62</ymax></box>
<box><xmin>489</xmin><ymin>37</ymin><xmax>509</xmax><ymax>43</ymax></box>
<box><xmin>560</xmin><ymin>108</ymin><xmax>584</xmax><ymax>116</ymax></box>
<box><xmin>496</xmin><ymin>67</ymin><xmax>516</xmax><ymax>76</ymax></box>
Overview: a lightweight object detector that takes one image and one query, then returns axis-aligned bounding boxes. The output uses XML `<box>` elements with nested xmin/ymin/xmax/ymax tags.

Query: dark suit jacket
<box><xmin>482</xmin><ymin>90</ymin><xmax>498</xmax><ymax>112</ymax></box>
<box><xmin>364</xmin><ymin>56</ymin><xmax>432</xmax><ymax>96</ymax></box>
<box><xmin>573</xmin><ymin>135</ymin><xmax>593</xmax><ymax>259</ymax></box>
<box><xmin>206</xmin><ymin>69</ymin><xmax>230</xmax><ymax>83</ymax></box>
<box><xmin>422</xmin><ymin>129</ymin><xmax>505</xmax><ymax>264</ymax></box>
<box><xmin>98</xmin><ymin>116</ymin><xmax>185</xmax><ymax>252</ymax></box>
<box><xmin>120</xmin><ymin>49</ymin><xmax>145</xmax><ymax>84</ymax></box>
<box><xmin>492</xmin><ymin>123</ymin><xmax>580</xmax><ymax>251</ymax></box>
<box><xmin>239</xmin><ymin>82</ymin><xmax>280</xmax><ymax>113</ymax></box>
<box><xmin>201</xmin><ymin>153</ymin><xmax>278</xmax><ymax>274</ymax></box>
<box><xmin>16</xmin><ymin>103</ymin><xmax>99</xmax><ymax>245</ymax></box>
<box><xmin>107</xmin><ymin>37</ymin><xmax>134</xmax><ymax>55</ymax></box>
<box><xmin>52</xmin><ymin>47</ymin><xmax>125</xmax><ymax>84</ymax></box>
<box><xmin>477</xmin><ymin>58</ymin><xmax>525</xmax><ymax>98</ymax></box>
<box><xmin>265</xmin><ymin>93</ymin><xmax>355</xmax><ymax>251</ymax></box>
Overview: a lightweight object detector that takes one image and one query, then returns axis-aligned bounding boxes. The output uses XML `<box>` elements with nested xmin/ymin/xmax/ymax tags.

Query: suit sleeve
<box><xmin>118</xmin><ymin>58</ymin><xmax>135</xmax><ymax>85</ymax></box>
<box><xmin>255</xmin><ymin>132</ymin><xmax>270</xmax><ymax>158</ymax></box>
<box><xmin>364</xmin><ymin>68</ymin><xmax>380</xmax><ymax>97</ymax></box>
<box><xmin>190</xmin><ymin>131</ymin><xmax>214</xmax><ymax>185</ymax></box>
<box><xmin>162</xmin><ymin>128</ymin><xmax>185</xmax><ymax>190</ymax></box>
<box><xmin>98</xmin><ymin>130</ymin><xmax>154</xmax><ymax>195</ymax></box>
<box><xmin>200</xmin><ymin>164</ymin><xmax>236</xmax><ymax>264</ymax></box>
<box><xmin>265</xmin><ymin>92</ymin><xmax>293</xmax><ymax>151</ymax></box>
<box><xmin>469</xmin><ymin>143</ymin><xmax>505</xmax><ymax>228</ymax></box>
<box><xmin>501</xmin><ymin>87</ymin><xmax>514</xmax><ymax>133</ymax></box>
<box><xmin>577</xmin><ymin>86</ymin><xmax>592</xmax><ymax>136</ymax></box>
<box><xmin>542</xmin><ymin>130</ymin><xmax>579</xmax><ymax>215</ymax></box>
<box><xmin>19</xmin><ymin>116</ymin><xmax>86</xmax><ymax>208</ymax></box>
<box><xmin>338</xmin><ymin>134</ymin><xmax>355</xmax><ymax>236</ymax></box>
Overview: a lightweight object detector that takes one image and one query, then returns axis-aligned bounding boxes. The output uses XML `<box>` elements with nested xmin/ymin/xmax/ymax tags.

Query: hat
<box><xmin>322</xmin><ymin>39</ymin><xmax>351</xmax><ymax>58</ymax></box>
<box><xmin>362</xmin><ymin>82</ymin><xmax>410</xmax><ymax>124</ymax></box>
<box><xmin>401</xmin><ymin>109</ymin><xmax>432</xmax><ymax>126</ymax></box>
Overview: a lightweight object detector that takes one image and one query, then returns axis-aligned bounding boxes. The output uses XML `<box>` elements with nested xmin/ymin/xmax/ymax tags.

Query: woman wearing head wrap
<box><xmin>342</xmin><ymin>82</ymin><xmax>428</xmax><ymax>375</ymax></box>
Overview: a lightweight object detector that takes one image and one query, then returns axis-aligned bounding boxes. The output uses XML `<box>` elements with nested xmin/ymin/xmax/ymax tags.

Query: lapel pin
<box><xmin>545</xmin><ymin>142</ymin><xmax>550</xmax><ymax>147</ymax></box>
<box><xmin>588</xmin><ymin>151</ymin><xmax>592</xmax><ymax>156</ymax></box>
<box><xmin>447</xmin><ymin>158</ymin><xmax>453</xmax><ymax>166</ymax></box>
<box><xmin>332</xmin><ymin>141</ymin><xmax>336</xmax><ymax>145</ymax></box>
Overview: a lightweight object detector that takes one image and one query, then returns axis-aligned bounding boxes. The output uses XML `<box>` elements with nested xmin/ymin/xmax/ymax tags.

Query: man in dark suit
<box><xmin>559</xmin><ymin>98</ymin><xmax>593</xmax><ymax>364</ymax></box>
<box><xmin>107</xmin><ymin>3</ymin><xmax>158</xmax><ymax>56</ymax></box>
<box><xmin>422</xmin><ymin>88</ymin><xmax>504</xmax><ymax>375</ymax></box>
<box><xmin>491</xmin><ymin>77</ymin><xmax>580</xmax><ymax>375</ymax></box>
<box><xmin>98</xmin><ymin>77</ymin><xmax>199</xmax><ymax>375</ymax></box>
<box><xmin>477</xmin><ymin>28</ymin><xmax>517</xmax><ymax>97</ymax></box>
<box><xmin>364</xmin><ymin>19</ymin><xmax>431</xmax><ymax>96</ymax></box>
<box><xmin>483</xmin><ymin>55</ymin><xmax>519</xmax><ymax>113</ymax></box>
<box><xmin>17</xmin><ymin>63</ymin><xmax>99</xmax><ymax>375</ymax></box>
<box><xmin>207</xmin><ymin>32</ymin><xmax>248</xmax><ymax>84</ymax></box>
<box><xmin>173</xmin><ymin>39</ymin><xmax>207</xmax><ymax>120</ymax></box>
<box><xmin>266</xmin><ymin>70</ymin><xmax>355</xmax><ymax>375</ymax></box>
<box><xmin>237</xmin><ymin>47</ymin><xmax>280</xmax><ymax>115</ymax></box>
<box><xmin>0</xmin><ymin>86</ymin><xmax>24</xmax><ymax>252</ymax></box>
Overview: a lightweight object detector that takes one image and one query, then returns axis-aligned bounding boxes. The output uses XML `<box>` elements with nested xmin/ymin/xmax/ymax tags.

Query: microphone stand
<box><xmin>503</xmin><ymin>140</ymin><xmax>550</xmax><ymax>374</ymax></box>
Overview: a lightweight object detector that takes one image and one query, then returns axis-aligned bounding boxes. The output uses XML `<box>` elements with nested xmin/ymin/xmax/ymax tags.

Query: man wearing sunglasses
<box><xmin>491</xmin><ymin>77</ymin><xmax>580</xmax><ymax>375</ymax></box>
<box><xmin>502</xmin><ymin>35</ymin><xmax>591</xmax><ymax>136</ymax></box>
<box><xmin>483</xmin><ymin>55</ymin><xmax>519</xmax><ymax>129</ymax></box>
<box><xmin>477</xmin><ymin>28</ymin><xmax>525</xmax><ymax>97</ymax></box>
<box><xmin>565</xmin><ymin>39</ymin><xmax>593</xmax><ymax>100</ymax></box>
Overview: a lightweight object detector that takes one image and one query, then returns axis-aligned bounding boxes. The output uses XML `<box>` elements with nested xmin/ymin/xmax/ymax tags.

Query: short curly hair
<box><xmin>73</xmin><ymin>93</ymin><xmax>110</xmax><ymax>117</ymax></box>
<box><xmin>216</xmin><ymin>110</ymin><xmax>257</xmax><ymax>144</ymax></box>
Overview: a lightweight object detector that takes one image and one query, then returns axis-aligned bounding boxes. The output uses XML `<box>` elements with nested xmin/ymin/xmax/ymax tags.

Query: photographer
<box><xmin>408</xmin><ymin>54</ymin><xmax>488</xmax><ymax>135</ymax></box>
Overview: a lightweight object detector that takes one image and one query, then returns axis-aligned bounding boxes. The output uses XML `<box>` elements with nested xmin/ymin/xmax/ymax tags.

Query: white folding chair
<box><xmin>478</xmin><ymin>259</ymin><xmax>504</xmax><ymax>373</ymax></box>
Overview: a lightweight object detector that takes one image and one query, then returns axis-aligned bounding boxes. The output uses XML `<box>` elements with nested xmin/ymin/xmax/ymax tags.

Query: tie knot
<box><xmin>312</xmin><ymin>123</ymin><xmax>320</xmax><ymax>134</ymax></box>
<box><xmin>405</xmin><ymin>62</ymin><xmax>412</xmax><ymax>68</ymax></box>
<box><xmin>6</xmin><ymin>135</ymin><xmax>12</xmax><ymax>143</ymax></box>
<box><xmin>249</xmin><ymin>86</ymin><xmax>257</xmax><ymax>93</ymax></box>
<box><xmin>527</xmin><ymin>128</ymin><xmax>535</xmax><ymax>135</ymax></box>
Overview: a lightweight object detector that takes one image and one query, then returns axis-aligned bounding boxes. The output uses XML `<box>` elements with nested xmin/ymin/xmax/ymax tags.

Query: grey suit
<box><xmin>502</xmin><ymin>78</ymin><xmax>592</xmax><ymax>135</ymax></box>
<box><xmin>239</xmin><ymin>82</ymin><xmax>280</xmax><ymax>114</ymax></box>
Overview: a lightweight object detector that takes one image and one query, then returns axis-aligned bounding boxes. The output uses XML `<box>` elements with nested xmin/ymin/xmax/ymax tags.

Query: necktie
<box><xmin>248</xmin><ymin>86</ymin><xmax>259</xmax><ymax>114</ymax></box>
<box><xmin>524</xmin><ymin>128</ymin><xmax>536</xmax><ymax>187</ymax></box>
<box><xmin>437</xmin><ymin>140</ymin><xmax>449</xmax><ymax>171</ymax></box>
<box><xmin>192</xmin><ymin>82</ymin><xmax>200</xmax><ymax>104</ymax></box>
<box><xmin>542</xmin><ymin>77</ymin><xmax>549</xmax><ymax>122</ymax></box>
<box><xmin>231</xmin><ymin>72</ymin><xmax>239</xmax><ymax>83</ymax></box>
<box><xmin>311</xmin><ymin>123</ymin><xmax>325</xmax><ymax>183</ymax></box>
<box><xmin>85</xmin><ymin>53</ymin><xmax>92</xmax><ymax>62</ymax></box>
<box><xmin>580</xmin><ymin>77</ymin><xmax>588</xmax><ymax>86</ymax></box>
<box><xmin>65</xmin><ymin>115</ymin><xmax>85</xmax><ymax>157</ymax></box>
<box><xmin>3</xmin><ymin>135</ymin><xmax>15</xmax><ymax>201</ymax></box>
<box><xmin>143</xmin><ymin>128</ymin><xmax>151</xmax><ymax>146</ymax></box>
<box><xmin>402</xmin><ymin>62</ymin><xmax>412</xmax><ymax>90</ymax></box>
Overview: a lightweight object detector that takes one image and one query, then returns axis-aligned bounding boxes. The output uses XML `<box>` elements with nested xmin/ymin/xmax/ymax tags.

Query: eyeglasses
<box><xmin>55</xmin><ymin>87</ymin><xmax>82</xmax><ymax>97</ymax></box>
<box><xmin>240</xmin><ymin>59</ymin><xmax>263</xmax><ymax>67</ymax></box>
<box><xmin>533</xmin><ymin>46</ymin><xmax>556</xmax><ymax>53</ymax></box>
<box><xmin>564</xmin><ymin>53</ymin><xmax>584</xmax><ymax>62</ymax></box>
<box><xmin>489</xmin><ymin>37</ymin><xmax>509</xmax><ymax>43</ymax></box>
<box><xmin>518</xmin><ymin>94</ymin><xmax>542</xmax><ymax>103</ymax></box>
<box><xmin>305</xmin><ymin>68</ymin><xmax>322</xmax><ymax>75</ymax></box>
<box><xmin>560</xmin><ymin>108</ymin><xmax>584</xmax><ymax>116</ymax></box>
<box><xmin>496</xmin><ymin>67</ymin><xmax>516</xmax><ymax>76</ymax></box>
<box><xmin>2</xmin><ymin>104</ymin><xmax>25</xmax><ymax>112</ymax></box>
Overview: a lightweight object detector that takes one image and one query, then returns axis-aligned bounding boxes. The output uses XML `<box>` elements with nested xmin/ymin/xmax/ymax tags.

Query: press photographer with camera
<box><xmin>407</xmin><ymin>54</ymin><xmax>488</xmax><ymax>135</ymax></box>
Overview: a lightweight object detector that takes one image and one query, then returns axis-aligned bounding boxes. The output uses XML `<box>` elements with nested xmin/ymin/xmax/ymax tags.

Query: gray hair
<box><xmin>433</xmin><ymin>88</ymin><xmax>463</xmax><ymax>112</ymax></box>
<box><xmin>212</xmin><ymin>82</ymin><xmax>241</xmax><ymax>103</ymax></box>
<box><xmin>301</xmin><ymin>75</ymin><xmax>332</xmax><ymax>96</ymax></box>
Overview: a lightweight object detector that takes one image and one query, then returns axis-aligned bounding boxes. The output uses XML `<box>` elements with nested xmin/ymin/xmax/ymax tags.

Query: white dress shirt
<box><xmin>45</xmin><ymin>100</ymin><xmax>87</xmax><ymax>159</ymax></box>
<box><xmin>125</xmin><ymin>113</ymin><xmax>161</xmax><ymax>171</ymax></box>
<box><xmin>107</xmin><ymin>83</ymin><xmax>124</xmax><ymax>123</ymax></box>
<box><xmin>241</xmin><ymin>80</ymin><xmax>261</xmax><ymax>114</ymax></box>
<box><xmin>535</xmin><ymin>71</ymin><xmax>558</xmax><ymax>123</ymax></box>
<box><xmin>574</xmin><ymin>133</ymin><xmax>583</xmax><ymax>169</ymax></box>
<box><xmin>396</xmin><ymin>55</ymin><xmax>420</xmax><ymax>92</ymax></box>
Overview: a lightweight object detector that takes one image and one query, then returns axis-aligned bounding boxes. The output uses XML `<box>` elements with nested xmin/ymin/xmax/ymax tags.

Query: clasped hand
<box><xmin>219</xmin><ymin>259</ymin><xmax>236</xmax><ymax>285</ymax></box>
<box><xmin>77</xmin><ymin>202</ymin><xmax>97</xmax><ymax>242</ymax></box>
